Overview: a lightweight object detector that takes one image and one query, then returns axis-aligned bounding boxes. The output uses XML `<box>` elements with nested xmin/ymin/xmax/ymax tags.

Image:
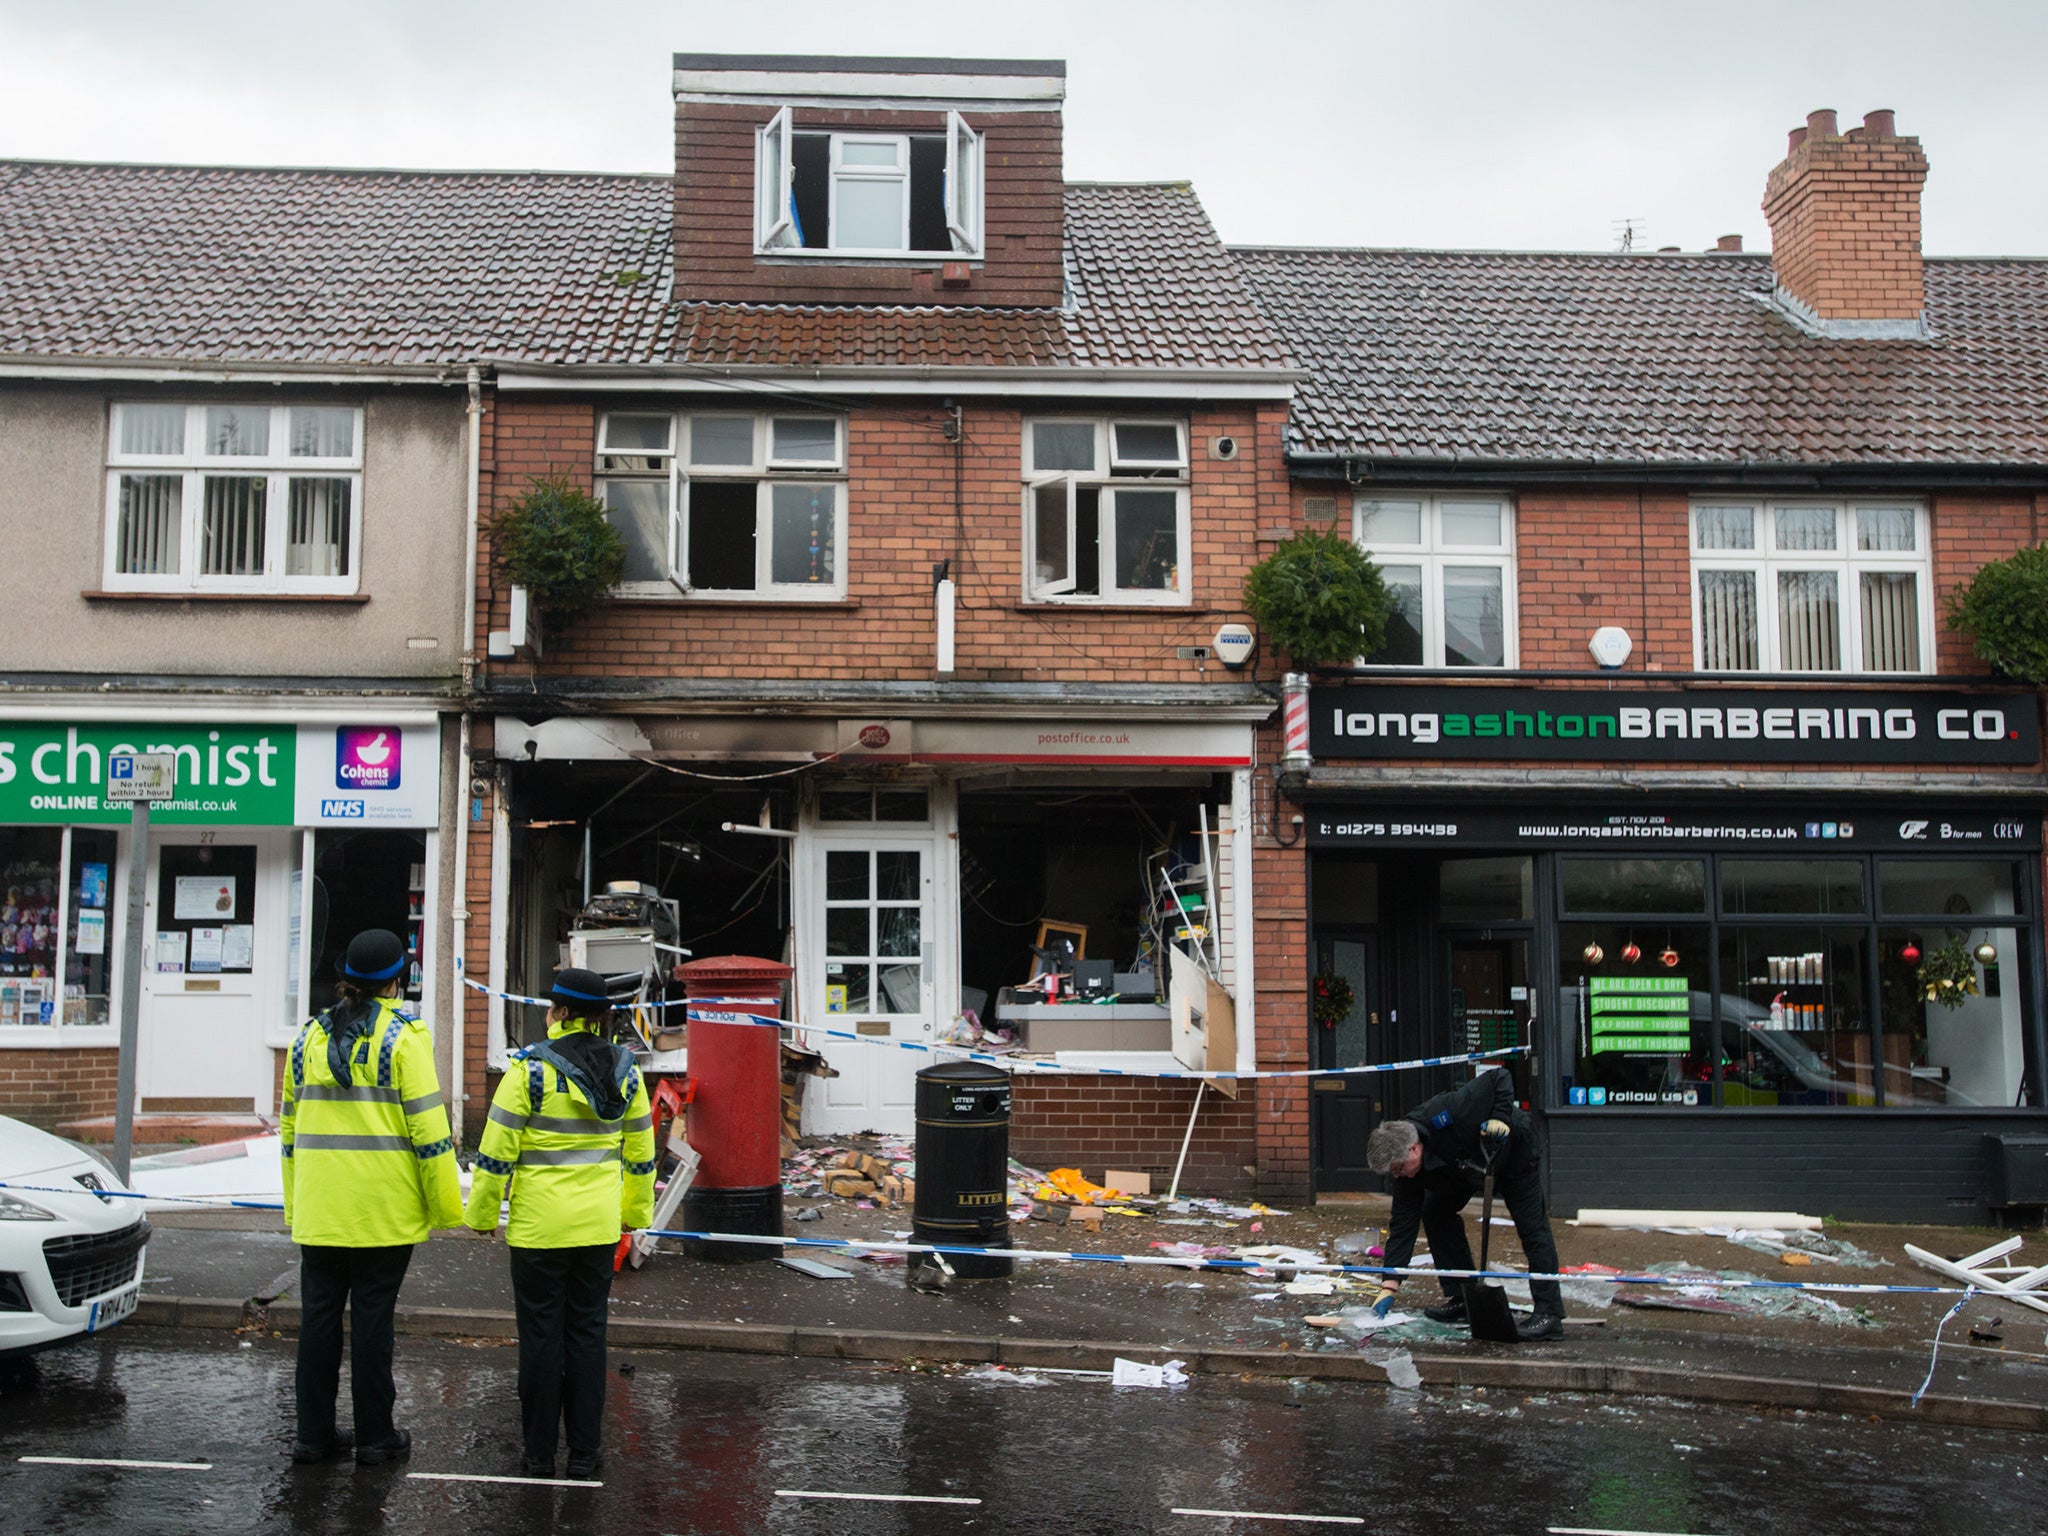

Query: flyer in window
<box><xmin>189</xmin><ymin>927</ymin><xmax>224</xmax><ymax>973</ymax></box>
<box><xmin>221</xmin><ymin>924</ymin><xmax>255</xmax><ymax>970</ymax></box>
<box><xmin>175</xmin><ymin>875</ymin><xmax>236</xmax><ymax>921</ymax></box>
<box><xmin>75</xmin><ymin>908</ymin><xmax>106</xmax><ymax>956</ymax></box>
<box><xmin>79</xmin><ymin>862</ymin><xmax>109</xmax><ymax>908</ymax></box>
<box><xmin>155</xmin><ymin>931</ymin><xmax>187</xmax><ymax>973</ymax></box>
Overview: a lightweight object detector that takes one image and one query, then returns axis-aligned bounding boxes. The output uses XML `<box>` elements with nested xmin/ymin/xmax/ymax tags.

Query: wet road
<box><xmin>0</xmin><ymin>1328</ymin><xmax>2041</xmax><ymax>1535</ymax></box>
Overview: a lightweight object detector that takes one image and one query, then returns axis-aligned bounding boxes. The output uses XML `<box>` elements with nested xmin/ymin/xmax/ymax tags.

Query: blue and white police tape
<box><xmin>459</xmin><ymin>976</ymin><xmax>1531</xmax><ymax>1082</ymax></box>
<box><xmin>0</xmin><ymin>1180</ymin><xmax>1975</xmax><ymax>1301</ymax></box>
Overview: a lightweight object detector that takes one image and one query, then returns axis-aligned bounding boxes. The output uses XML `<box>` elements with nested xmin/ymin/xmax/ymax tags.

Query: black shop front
<box><xmin>1297</xmin><ymin>682</ymin><xmax>2048</xmax><ymax>1223</ymax></box>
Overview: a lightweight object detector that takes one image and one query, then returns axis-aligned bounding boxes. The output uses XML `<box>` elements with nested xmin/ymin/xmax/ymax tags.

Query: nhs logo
<box><xmin>321</xmin><ymin>798</ymin><xmax>366</xmax><ymax>818</ymax></box>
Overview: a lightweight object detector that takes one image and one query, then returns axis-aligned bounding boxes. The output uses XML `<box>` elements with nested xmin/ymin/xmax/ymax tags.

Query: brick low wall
<box><xmin>1010</xmin><ymin>1076</ymin><xmax>1259</xmax><ymax>1196</ymax></box>
<box><xmin>0</xmin><ymin>1047</ymin><xmax>119</xmax><ymax>1128</ymax></box>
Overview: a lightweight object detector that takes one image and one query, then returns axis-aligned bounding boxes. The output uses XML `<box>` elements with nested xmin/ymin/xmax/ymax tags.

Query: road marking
<box><xmin>775</xmin><ymin>1490</ymin><xmax>982</xmax><ymax>1506</ymax></box>
<box><xmin>19</xmin><ymin>1456</ymin><xmax>213</xmax><ymax>1471</ymax></box>
<box><xmin>1549</xmin><ymin>1528</ymin><xmax>1725</xmax><ymax>1536</ymax></box>
<box><xmin>1173</xmin><ymin>1512</ymin><xmax>1364</xmax><ymax>1526</ymax></box>
<box><xmin>409</xmin><ymin>1471</ymin><xmax>602</xmax><ymax>1488</ymax></box>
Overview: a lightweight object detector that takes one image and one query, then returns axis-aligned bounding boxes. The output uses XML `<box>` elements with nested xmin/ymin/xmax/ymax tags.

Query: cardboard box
<box><xmin>1102</xmin><ymin>1170</ymin><xmax>1152</xmax><ymax>1197</ymax></box>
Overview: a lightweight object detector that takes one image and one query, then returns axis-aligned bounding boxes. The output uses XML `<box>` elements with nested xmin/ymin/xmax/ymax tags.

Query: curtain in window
<box><xmin>117</xmin><ymin>474</ymin><xmax>182</xmax><ymax>575</ymax></box>
<box><xmin>1694</xmin><ymin>506</ymin><xmax>1754</xmax><ymax>551</ymax></box>
<box><xmin>1777</xmin><ymin>569</ymin><xmax>1840</xmax><ymax>670</ymax></box>
<box><xmin>285</xmin><ymin>478</ymin><xmax>352</xmax><ymax>577</ymax></box>
<box><xmin>1860</xmin><ymin>571</ymin><xmax>1920</xmax><ymax>671</ymax></box>
<box><xmin>201</xmin><ymin>476</ymin><xmax>268</xmax><ymax>576</ymax></box>
<box><xmin>1697</xmin><ymin>569</ymin><xmax>1757</xmax><ymax>669</ymax></box>
<box><xmin>119</xmin><ymin>406</ymin><xmax>184</xmax><ymax>457</ymax></box>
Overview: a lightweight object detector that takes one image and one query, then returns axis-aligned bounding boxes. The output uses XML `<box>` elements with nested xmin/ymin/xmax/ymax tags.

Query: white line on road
<box><xmin>776</xmin><ymin>1490</ymin><xmax>983</xmax><ymax>1505</ymax></box>
<box><xmin>19</xmin><ymin>1456</ymin><xmax>213</xmax><ymax>1471</ymax></box>
<box><xmin>1172</xmin><ymin>1511</ymin><xmax>1365</xmax><ymax>1526</ymax></box>
<box><xmin>1549</xmin><ymin>1527</ymin><xmax>1726</xmax><ymax>1536</ymax></box>
<box><xmin>409</xmin><ymin>1472</ymin><xmax>602</xmax><ymax>1488</ymax></box>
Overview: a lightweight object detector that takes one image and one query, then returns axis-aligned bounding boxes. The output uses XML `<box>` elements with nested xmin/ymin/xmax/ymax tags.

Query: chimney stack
<box><xmin>1762</xmin><ymin>107</ymin><xmax>1927</xmax><ymax>337</ymax></box>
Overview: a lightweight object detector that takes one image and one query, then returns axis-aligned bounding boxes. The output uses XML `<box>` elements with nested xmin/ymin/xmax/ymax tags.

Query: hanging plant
<box><xmin>1242</xmin><ymin>523</ymin><xmax>1393</xmax><ymax>667</ymax></box>
<box><xmin>1916</xmin><ymin>938</ymin><xmax>1981</xmax><ymax>1010</ymax></box>
<box><xmin>1311</xmin><ymin>971</ymin><xmax>1355</xmax><ymax>1029</ymax></box>
<box><xmin>490</xmin><ymin>475</ymin><xmax>627</xmax><ymax>628</ymax></box>
<box><xmin>1947</xmin><ymin>544</ymin><xmax>2048</xmax><ymax>685</ymax></box>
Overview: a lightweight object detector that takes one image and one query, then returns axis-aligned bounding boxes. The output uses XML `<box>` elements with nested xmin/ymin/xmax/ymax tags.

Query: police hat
<box><xmin>551</xmin><ymin>967</ymin><xmax>614</xmax><ymax>1006</ymax></box>
<box><xmin>342</xmin><ymin>929</ymin><xmax>406</xmax><ymax>981</ymax></box>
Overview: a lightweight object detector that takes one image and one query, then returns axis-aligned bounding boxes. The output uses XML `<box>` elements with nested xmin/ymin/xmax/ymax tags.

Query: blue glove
<box><xmin>1370</xmin><ymin>1284</ymin><xmax>1399</xmax><ymax>1318</ymax></box>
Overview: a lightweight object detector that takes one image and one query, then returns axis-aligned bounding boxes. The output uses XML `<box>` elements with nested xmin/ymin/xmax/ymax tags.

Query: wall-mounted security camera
<box><xmin>1209</xmin><ymin>436</ymin><xmax>1239</xmax><ymax>461</ymax></box>
<box><xmin>1213</xmin><ymin>623</ymin><xmax>1257</xmax><ymax>670</ymax></box>
<box><xmin>1588</xmin><ymin>626</ymin><xmax>1634</xmax><ymax>669</ymax></box>
<box><xmin>470</xmin><ymin>775</ymin><xmax>492</xmax><ymax>798</ymax></box>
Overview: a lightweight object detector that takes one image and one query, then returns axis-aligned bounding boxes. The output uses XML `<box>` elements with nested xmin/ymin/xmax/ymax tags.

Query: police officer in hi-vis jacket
<box><xmin>465</xmin><ymin>968</ymin><xmax>656</xmax><ymax>1481</ymax></box>
<box><xmin>281</xmin><ymin>928</ymin><xmax>462</xmax><ymax>1466</ymax></box>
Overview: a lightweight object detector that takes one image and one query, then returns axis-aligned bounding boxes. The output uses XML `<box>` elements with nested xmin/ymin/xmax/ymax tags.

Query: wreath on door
<box><xmin>1311</xmin><ymin>971</ymin><xmax>1355</xmax><ymax>1029</ymax></box>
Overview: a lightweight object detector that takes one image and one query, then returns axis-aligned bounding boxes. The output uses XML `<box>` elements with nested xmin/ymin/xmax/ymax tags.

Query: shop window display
<box><xmin>65</xmin><ymin>831</ymin><xmax>116</xmax><ymax>1027</ymax></box>
<box><xmin>1718</xmin><ymin>926</ymin><xmax>1872</xmax><ymax>1106</ymax></box>
<box><xmin>1561</xmin><ymin>922</ymin><xmax>1715</xmax><ymax>1107</ymax></box>
<box><xmin>0</xmin><ymin>829</ymin><xmax>61</xmax><ymax>1027</ymax></box>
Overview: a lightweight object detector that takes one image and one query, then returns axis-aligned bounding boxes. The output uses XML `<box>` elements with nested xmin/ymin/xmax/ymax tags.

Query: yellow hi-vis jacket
<box><xmin>463</xmin><ymin>1020</ymin><xmax>656</xmax><ymax>1248</ymax></box>
<box><xmin>280</xmin><ymin>995</ymin><xmax>463</xmax><ymax>1246</ymax></box>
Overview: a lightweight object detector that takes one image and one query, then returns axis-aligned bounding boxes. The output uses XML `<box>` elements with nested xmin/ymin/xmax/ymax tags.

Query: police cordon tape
<box><xmin>459</xmin><ymin>976</ymin><xmax>1530</xmax><ymax>1082</ymax></box>
<box><xmin>0</xmin><ymin>1180</ymin><xmax>1978</xmax><ymax>1299</ymax></box>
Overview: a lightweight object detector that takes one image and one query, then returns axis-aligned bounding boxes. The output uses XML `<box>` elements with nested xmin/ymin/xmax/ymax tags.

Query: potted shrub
<box><xmin>1242</xmin><ymin>523</ymin><xmax>1393</xmax><ymax>667</ymax></box>
<box><xmin>490</xmin><ymin>475</ymin><xmax>627</xmax><ymax>632</ymax></box>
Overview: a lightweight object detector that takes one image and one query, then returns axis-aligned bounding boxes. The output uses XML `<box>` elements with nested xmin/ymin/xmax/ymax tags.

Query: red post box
<box><xmin>678</xmin><ymin>955</ymin><xmax>790</xmax><ymax>1260</ymax></box>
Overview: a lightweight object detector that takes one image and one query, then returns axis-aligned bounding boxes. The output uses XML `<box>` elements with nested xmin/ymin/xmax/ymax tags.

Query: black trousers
<box><xmin>1418</xmin><ymin>1140</ymin><xmax>1563</xmax><ymax>1318</ymax></box>
<box><xmin>295</xmin><ymin>1243</ymin><xmax>414</xmax><ymax>1448</ymax></box>
<box><xmin>509</xmin><ymin>1243</ymin><xmax>615</xmax><ymax>1461</ymax></box>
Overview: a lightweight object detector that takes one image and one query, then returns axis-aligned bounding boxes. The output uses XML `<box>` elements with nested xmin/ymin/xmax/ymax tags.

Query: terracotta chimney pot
<box><xmin>1806</xmin><ymin>108</ymin><xmax>1839</xmax><ymax>138</ymax></box>
<box><xmin>1864</xmin><ymin>108</ymin><xmax>1896</xmax><ymax>138</ymax></box>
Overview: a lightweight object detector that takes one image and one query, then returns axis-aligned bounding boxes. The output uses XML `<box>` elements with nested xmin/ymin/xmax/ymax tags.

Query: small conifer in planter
<box><xmin>490</xmin><ymin>476</ymin><xmax>627</xmax><ymax>630</ymax></box>
<box><xmin>1947</xmin><ymin>545</ymin><xmax>2048</xmax><ymax>686</ymax></box>
<box><xmin>1241</xmin><ymin>524</ymin><xmax>1392</xmax><ymax>668</ymax></box>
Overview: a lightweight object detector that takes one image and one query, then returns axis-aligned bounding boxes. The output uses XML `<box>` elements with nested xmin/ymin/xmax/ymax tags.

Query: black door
<box><xmin>1311</xmin><ymin>932</ymin><xmax>1380</xmax><ymax>1190</ymax></box>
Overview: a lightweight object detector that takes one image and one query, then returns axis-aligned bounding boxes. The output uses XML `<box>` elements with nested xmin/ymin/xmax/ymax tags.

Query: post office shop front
<box><xmin>0</xmin><ymin>716</ymin><xmax>444</xmax><ymax>1128</ymax></box>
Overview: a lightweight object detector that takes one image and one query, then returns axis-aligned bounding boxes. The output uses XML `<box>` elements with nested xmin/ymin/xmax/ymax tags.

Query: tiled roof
<box><xmin>0</xmin><ymin>161</ymin><xmax>1287</xmax><ymax>374</ymax></box>
<box><xmin>1232</xmin><ymin>246</ymin><xmax>2048</xmax><ymax>468</ymax></box>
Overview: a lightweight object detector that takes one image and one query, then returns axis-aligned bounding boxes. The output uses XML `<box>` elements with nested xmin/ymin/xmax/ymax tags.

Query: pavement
<box><xmin>129</xmin><ymin>1171</ymin><xmax>2048</xmax><ymax>1434</ymax></box>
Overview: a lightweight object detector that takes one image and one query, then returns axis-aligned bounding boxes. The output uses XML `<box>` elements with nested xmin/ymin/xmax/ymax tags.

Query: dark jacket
<box><xmin>1380</xmin><ymin>1070</ymin><xmax>1520</xmax><ymax>1277</ymax></box>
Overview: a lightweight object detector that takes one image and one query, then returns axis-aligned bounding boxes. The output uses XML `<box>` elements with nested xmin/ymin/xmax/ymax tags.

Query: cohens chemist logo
<box><xmin>336</xmin><ymin>728</ymin><xmax>401</xmax><ymax>791</ymax></box>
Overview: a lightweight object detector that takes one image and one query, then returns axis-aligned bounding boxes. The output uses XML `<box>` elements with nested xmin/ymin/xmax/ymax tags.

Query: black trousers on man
<box><xmin>1417</xmin><ymin>1136</ymin><xmax>1563</xmax><ymax>1317</ymax></box>
<box><xmin>296</xmin><ymin>1243</ymin><xmax>414</xmax><ymax>1449</ymax></box>
<box><xmin>509</xmin><ymin>1243</ymin><xmax>615</xmax><ymax>1463</ymax></box>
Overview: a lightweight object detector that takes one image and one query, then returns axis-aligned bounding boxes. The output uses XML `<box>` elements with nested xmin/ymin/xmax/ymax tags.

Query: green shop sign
<box><xmin>0</xmin><ymin>724</ymin><xmax>296</xmax><ymax>825</ymax></box>
<box><xmin>1588</xmin><ymin>975</ymin><xmax>1690</xmax><ymax>1055</ymax></box>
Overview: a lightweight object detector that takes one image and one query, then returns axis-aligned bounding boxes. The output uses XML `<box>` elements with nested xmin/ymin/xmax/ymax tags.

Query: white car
<box><xmin>0</xmin><ymin>1116</ymin><xmax>149</xmax><ymax>1356</ymax></box>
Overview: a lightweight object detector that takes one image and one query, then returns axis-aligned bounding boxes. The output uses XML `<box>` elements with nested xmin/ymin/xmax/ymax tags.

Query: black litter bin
<box><xmin>912</xmin><ymin>1059</ymin><xmax>1013</xmax><ymax>1279</ymax></box>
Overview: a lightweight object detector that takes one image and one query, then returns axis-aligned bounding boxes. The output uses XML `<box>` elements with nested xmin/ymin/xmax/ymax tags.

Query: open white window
<box><xmin>757</xmin><ymin>107</ymin><xmax>797</xmax><ymax>250</ymax></box>
<box><xmin>754</xmin><ymin>116</ymin><xmax>983</xmax><ymax>258</ymax></box>
<box><xmin>1023</xmin><ymin>419</ymin><xmax>1190</xmax><ymax>605</ymax></box>
<box><xmin>104</xmin><ymin>403</ymin><xmax>363</xmax><ymax>595</ymax></box>
<box><xmin>650</xmin><ymin>413</ymin><xmax>848</xmax><ymax>600</ymax></box>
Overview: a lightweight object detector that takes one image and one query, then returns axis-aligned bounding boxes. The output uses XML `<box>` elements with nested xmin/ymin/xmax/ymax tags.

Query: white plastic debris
<box><xmin>1111</xmin><ymin>1357</ymin><xmax>1190</xmax><ymax>1388</ymax></box>
<box><xmin>1382</xmin><ymin>1352</ymin><xmax>1422</xmax><ymax>1390</ymax></box>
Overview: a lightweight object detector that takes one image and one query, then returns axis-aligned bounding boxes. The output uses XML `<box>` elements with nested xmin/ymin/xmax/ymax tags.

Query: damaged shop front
<box><xmin>484</xmin><ymin>707</ymin><xmax>1261</xmax><ymax>1187</ymax></box>
<box><xmin>1295</xmin><ymin>680</ymin><xmax>2048</xmax><ymax>1223</ymax></box>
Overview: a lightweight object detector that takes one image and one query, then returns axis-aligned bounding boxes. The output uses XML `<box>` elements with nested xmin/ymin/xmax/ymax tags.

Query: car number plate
<box><xmin>88</xmin><ymin>1285</ymin><xmax>140</xmax><ymax>1333</ymax></box>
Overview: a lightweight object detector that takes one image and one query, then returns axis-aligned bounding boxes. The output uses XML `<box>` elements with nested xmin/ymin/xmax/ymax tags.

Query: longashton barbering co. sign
<box><xmin>1308</xmin><ymin>686</ymin><xmax>2039</xmax><ymax>766</ymax></box>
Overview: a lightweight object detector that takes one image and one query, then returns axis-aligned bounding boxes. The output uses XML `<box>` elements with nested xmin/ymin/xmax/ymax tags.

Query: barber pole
<box><xmin>1282</xmin><ymin>672</ymin><xmax>1311</xmax><ymax>769</ymax></box>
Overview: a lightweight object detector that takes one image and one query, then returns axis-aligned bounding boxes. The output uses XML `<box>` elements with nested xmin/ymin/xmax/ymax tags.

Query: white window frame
<box><xmin>103</xmin><ymin>403</ymin><xmax>364</xmax><ymax>595</ymax></box>
<box><xmin>752</xmin><ymin>116</ymin><xmax>984</xmax><ymax>259</ymax></box>
<box><xmin>1689</xmin><ymin>499</ymin><xmax>1933</xmax><ymax>674</ymax></box>
<box><xmin>1351</xmin><ymin>492</ymin><xmax>1518</xmax><ymax>668</ymax></box>
<box><xmin>598</xmin><ymin>411</ymin><xmax>848</xmax><ymax>601</ymax></box>
<box><xmin>1022</xmin><ymin>417</ymin><xmax>1192</xmax><ymax>606</ymax></box>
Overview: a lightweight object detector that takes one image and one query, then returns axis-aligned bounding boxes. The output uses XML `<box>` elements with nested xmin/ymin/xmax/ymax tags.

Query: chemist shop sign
<box><xmin>1309</xmin><ymin>685</ymin><xmax>2039</xmax><ymax>766</ymax></box>
<box><xmin>0</xmin><ymin>722</ymin><xmax>437</xmax><ymax>827</ymax></box>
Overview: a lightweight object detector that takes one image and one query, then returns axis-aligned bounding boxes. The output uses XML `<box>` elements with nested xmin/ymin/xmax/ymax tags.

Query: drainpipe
<box><xmin>449</xmin><ymin>364</ymin><xmax>483</xmax><ymax>1143</ymax></box>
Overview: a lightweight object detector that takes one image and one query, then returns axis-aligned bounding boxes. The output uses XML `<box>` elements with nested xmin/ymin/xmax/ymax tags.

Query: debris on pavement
<box><xmin>1111</xmin><ymin>1357</ymin><xmax>1189</xmax><ymax>1388</ymax></box>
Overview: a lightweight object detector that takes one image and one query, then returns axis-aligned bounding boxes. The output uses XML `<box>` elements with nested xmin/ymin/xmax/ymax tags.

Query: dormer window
<box><xmin>756</xmin><ymin>109</ymin><xmax>981</xmax><ymax>257</ymax></box>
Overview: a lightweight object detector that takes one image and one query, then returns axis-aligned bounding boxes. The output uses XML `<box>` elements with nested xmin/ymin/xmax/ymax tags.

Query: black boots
<box><xmin>1422</xmin><ymin>1295</ymin><xmax>1469</xmax><ymax>1324</ymax></box>
<box><xmin>1515</xmin><ymin>1312</ymin><xmax>1565</xmax><ymax>1342</ymax></box>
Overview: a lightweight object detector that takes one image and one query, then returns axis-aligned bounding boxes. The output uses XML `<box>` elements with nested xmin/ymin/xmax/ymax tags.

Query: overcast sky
<box><xmin>3</xmin><ymin>0</ymin><xmax>2043</xmax><ymax>256</ymax></box>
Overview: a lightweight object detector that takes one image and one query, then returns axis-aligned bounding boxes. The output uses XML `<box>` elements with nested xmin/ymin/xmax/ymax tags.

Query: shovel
<box><xmin>1461</xmin><ymin>1144</ymin><xmax>1520</xmax><ymax>1343</ymax></box>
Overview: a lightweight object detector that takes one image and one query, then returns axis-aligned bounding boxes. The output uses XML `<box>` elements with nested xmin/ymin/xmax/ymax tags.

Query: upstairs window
<box><xmin>1353</xmin><ymin>494</ymin><xmax>1516</xmax><ymax>667</ymax></box>
<box><xmin>756</xmin><ymin>109</ymin><xmax>981</xmax><ymax>257</ymax></box>
<box><xmin>1023</xmin><ymin>419</ymin><xmax>1190</xmax><ymax>605</ymax></box>
<box><xmin>104</xmin><ymin>403</ymin><xmax>362</xmax><ymax>594</ymax></box>
<box><xmin>597</xmin><ymin>411</ymin><xmax>846</xmax><ymax>600</ymax></box>
<box><xmin>1691</xmin><ymin>501</ymin><xmax>1931</xmax><ymax>673</ymax></box>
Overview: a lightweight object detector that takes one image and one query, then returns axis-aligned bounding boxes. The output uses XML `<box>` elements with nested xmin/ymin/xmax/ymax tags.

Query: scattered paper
<box><xmin>1111</xmin><ymin>1357</ymin><xmax>1190</xmax><ymax>1389</ymax></box>
<box><xmin>1382</xmin><ymin>1352</ymin><xmax>1422</xmax><ymax>1390</ymax></box>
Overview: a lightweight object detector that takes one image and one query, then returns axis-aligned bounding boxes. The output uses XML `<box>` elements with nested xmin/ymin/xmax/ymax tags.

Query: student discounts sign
<box><xmin>0</xmin><ymin>722</ymin><xmax>438</xmax><ymax>827</ymax></box>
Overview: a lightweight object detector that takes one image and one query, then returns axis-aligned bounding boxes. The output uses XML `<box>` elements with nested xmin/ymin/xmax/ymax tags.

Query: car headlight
<box><xmin>0</xmin><ymin>1190</ymin><xmax>57</xmax><ymax>1221</ymax></box>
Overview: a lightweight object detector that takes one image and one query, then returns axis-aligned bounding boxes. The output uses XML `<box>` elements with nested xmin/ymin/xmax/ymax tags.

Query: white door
<box><xmin>803</xmin><ymin>833</ymin><xmax>939</xmax><ymax>1136</ymax></box>
<box><xmin>140</xmin><ymin>828</ymin><xmax>283</xmax><ymax>1112</ymax></box>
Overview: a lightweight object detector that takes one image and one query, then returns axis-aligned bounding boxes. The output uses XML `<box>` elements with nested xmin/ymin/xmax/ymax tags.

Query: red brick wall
<box><xmin>1251</xmin><ymin>714</ymin><xmax>1312</xmax><ymax>1202</ymax></box>
<box><xmin>1764</xmin><ymin>116</ymin><xmax>1927</xmax><ymax>322</ymax></box>
<box><xmin>1010</xmin><ymin>1075</ymin><xmax>1257</xmax><ymax>1195</ymax></box>
<box><xmin>0</xmin><ymin>1048</ymin><xmax>119</xmax><ymax>1128</ymax></box>
<box><xmin>674</xmin><ymin>102</ymin><xmax>1064</xmax><ymax>307</ymax></box>
<box><xmin>1932</xmin><ymin>493</ymin><xmax>2038</xmax><ymax>676</ymax></box>
<box><xmin>483</xmin><ymin>396</ymin><xmax>1269</xmax><ymax>687</ymax></box>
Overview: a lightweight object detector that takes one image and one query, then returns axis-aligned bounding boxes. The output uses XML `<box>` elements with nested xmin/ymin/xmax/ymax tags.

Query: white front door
<box><xmin>140</xmin><ymin>828</ymin><xmax>285</xmax><ymax>1112</ymax></box>
<box><xmin>801</xmin><ymin>829</ymin><xmax>943</xmax><ymax>1137</ymax></box>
